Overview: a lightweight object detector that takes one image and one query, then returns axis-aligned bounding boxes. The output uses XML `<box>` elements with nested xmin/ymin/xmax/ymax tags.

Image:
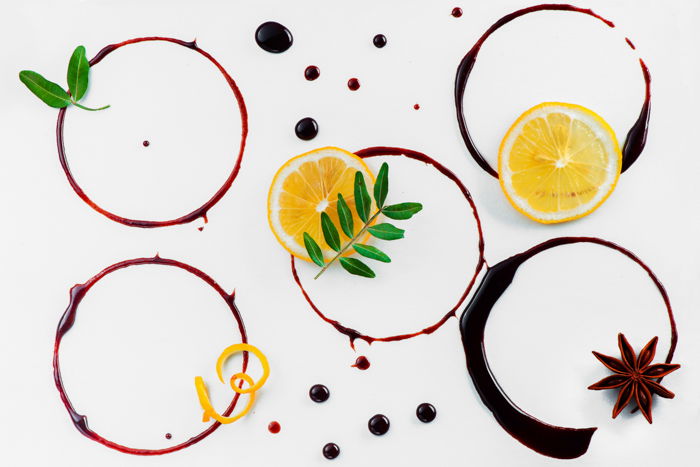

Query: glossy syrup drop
<box><xmin>416</xmin><ymin>403</ymin><xmax>436</xmax><ymax>423</ymax></box>
<box><xmin>368</xmin><ymin>414</ymin><xmax>390</xmax><ymax>435</ymax></box>
<box><xmin>165</xmin><ymin>433</ymin><xmax>172</xmax><ymax>440</ymax></box>
<box><xmin>373</xmin><ymin>34</ymin><xmax>387</xmax><ymax>48</ymax></box>
<box><xmin>347</xmin><ymin>78</ymin><xmax>360</xmax><ymax>91</ymax></box>
<box><xmin>352</xmin><ymin>356</ymin><xmax>370</xmax><ymax>370</ymax></box>
<box><xmin>323</xmin><ymin>442</ymin><xmax>340</xmax><ymax>459</ymax></box>
<box><xmin>255</xmin><ymin>22</ymin><xmax>293</xmax><ymax>53</ymax></box>
<box><xmin>309</xmin><ymin>384</ymin><xmax>330</xmax><ymax>403</ymax></box>
<box><xmin>268</xmin><ymin>421</ymin><xmax>281</xmax><ymax>434</ymax></box>
<box><xmin>142</xmin><ymin>140</ymin><xmax>150</xmax><ymax>147</ymax></box>
<box><xmin>305</xmin><ymin>65</ymin><xmax>320</xmax><ymax>81</ymax></box>
<box><xmin>413</xmin><ymin>104</ymin><xmax>420</xmax><ymax>110</ymax></box>
<box><xmin>452</xmin><ymin>7</ymin><xmax>463</xmax><ymax>18</ymax></box>
<box><xmin>295</xmin><ymin>117</ymin><xmax>318</xmax><ymax>141</ymax></box>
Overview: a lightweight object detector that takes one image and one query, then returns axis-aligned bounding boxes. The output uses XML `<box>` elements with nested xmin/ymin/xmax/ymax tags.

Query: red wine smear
<box><xmin>53</xmin><ymin>256</ymin><xmax>249</xmax><ymax>455</ymax></box>
<box><xmin>56</xmin><ymin>37</ymin><xmax>248</xmax><ymax>228</ymax></box>
<box><xmin>459</xmin><ymin>237</ymin><xmax>677</xmax><ymax>459</ymax></box>
<box><xmin>454</xmin><ymin>4</ymin><xmax>650</xmax><ymax>178</ymax></box>
<box><xmin>291</xmin><ymin>146</ymin><xmax>485</xmax><ymax>347</ymax></box>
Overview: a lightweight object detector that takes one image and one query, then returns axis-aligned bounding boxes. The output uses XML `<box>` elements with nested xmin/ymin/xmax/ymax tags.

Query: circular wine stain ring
<box><xmin>291</xmin><ymin>146</ymin><xmax>486</xmax><ymax>347</ymax></box>
<box><xmin>53</xmin><ymin>256</ymin><xmax>249</xmax><ymax>455</ymax></box>
<box><xmin>459</xmin><ymin>237</ymin><xmax>677</xmax><ymax>459</ymax></box>
<box><xmin>455</xmin><ymin>4</ymin><xmax>650</xmax><ymax>178</ymax></box>
<box><xmin>56</xmin><ymin>37</ymin><xmax>248</xmax><ymax>228</ymax></box>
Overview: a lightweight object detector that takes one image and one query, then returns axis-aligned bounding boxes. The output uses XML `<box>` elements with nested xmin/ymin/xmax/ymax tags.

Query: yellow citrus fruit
<box><xmin>498</xmin><ymin>102</ymin><xmax>621</xmax><ymax>224</ymax></box>
<box><xmin>268</xmin><ymin>147</ymin><xmax>375</xmax><ymax>262</ymax></box>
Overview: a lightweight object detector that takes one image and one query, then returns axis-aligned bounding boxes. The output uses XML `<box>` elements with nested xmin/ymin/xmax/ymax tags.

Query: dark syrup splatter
<box><xmin>451</xmin><ymin>7</ymin><xmax>463</xmax><ymax>18</ymax></box>
<box><xmin>56</xmin><ymin>37</ymin><xmax>248</xmax><ymax>228</ymax></box>
<box><xmin>352</xmin><ymin>356</ymin><xmax>370</xmax><ymax>370</ymax></box>
<box><xmin>268</xmin><ymin>421</ymin><xmax>281</xmax><ymax>434</ymax></box>
<box><xmin>347</xmin><ymin>78</ymin><xmax>361</xmax><ymax>91</ymax></box>
<box><xmin>309</xmin><ymin>384</ymin><xmax>330</xmax><ymax>403</ymax></box>
<box><xmin>368</xmin><ymin>414</ymin><xmax>390</xmax><ymax>435</ymax></box>
<box><xmin>255</xmin><ymin>22</ymin><xmax>293</xmax><ymax>53</ymax></box>
<box><xmin>305</xmin><ymin>65</ymin><xmax>320</xmax><ymax>81</ymax></box>
<box><xmin>416</xmin><ymin>403</ymin><xmax>436</xmax><ymax>423</ymax></box>
<box><xmin>164</xmin><ymin>433</ymin><xmax>172</xmax><ymax>440</ymax></box>
<box><xmin>625</xmin><ymin>37</ymin><xmax>636</xmax><ymax>50</ymax></box>
<box><xmin>142</xmin><ymin>140</ymin><xmax>150</xmax><ymax>147</ymax></box>
<box><xmin>373</xmin><ymin>34</ymin><xmax>387</xmax><ymax>48</ymax></box>
<box><xmin>323</xmin><ymin>442</ymin><xmax>340</xmax><ymax>459</ymax></box>
<box><xmin>459</xmin><ymin>237</ymin><xmax>677</xmax><ymax>459</ymax></box>
<box><xmin>295</xmin><ymin>117</ymin><xmax>319</xmax><ymax>141</ymax></box>
<box><xmin>291</xmin><ymin>146</ymin><xmax>485</xmax><ymax>348</ymax></box>
<box><xmin>53</xmin><ymin>256</ymin><xmax>248</xmax><ymax>455</ymax></box>
<box><xmin>454</xmin><ymin>4</ymin><xmax>651</xmax><ymax>178</ymax></box>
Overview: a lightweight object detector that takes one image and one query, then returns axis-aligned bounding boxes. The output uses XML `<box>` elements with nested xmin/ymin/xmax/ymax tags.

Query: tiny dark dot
<box><xmin>305</xmin><ymin>65</ymin><xmax>320</xmax><ymax>81</ymax></box>
<box><xmin>347</xmin><ymin>78</ymin><xmax>360</xmax><ymax>91</ymax></box>
<box><xmin>416</xmin><ymin>403</ymin><xmax>437</xmax><ymax>423</ymax></box>
<box><xmin>323</xmin><ymin>442</ymin><xmax>340</xmax><ymax>459</ymax></box>
<box><xmin>309</xmin><ymin>384</ymin><xmax>330</xmax><ymax>403</ymax></box>
<box><xmin>368</xmin><ymin>414</ymin><xmax>390</xmax><ymax>436</ymax></box>
<box><xmin>142</xmin><ymin>140</ymin><xmax>150</xmax><ymax>147</ymax></box>
<box><xmin>268</xmin><ymin>421</ymin><xmax>281</xmax><ymax>433</ymax></box>
<box><xmin>165</xmin><ymin>433</ymin><xmax>172</xmax><ymax>439</ymax></box>
<box><xmin>295</xmin><ymin>117</ymin><xmax>318</xmax><ymax>141</ymax></box>
<box><xmin>413</xmin><ymin>104</ymin><xmax>420</xmax><ymax>110</ymax></box>
<box><xmin>452</xmin><ymin>7</ymin><xmax>463</xmax><ymax>18</ymax></box>
<box><xmin>352</xmin><ymin>356</ymin><xmax>370</xmax><ymax>370</ymax></box>
<box><xmin>373</xmin><ymin>34</ymin><xmax>387</xmax><ymax>48</ymax></box>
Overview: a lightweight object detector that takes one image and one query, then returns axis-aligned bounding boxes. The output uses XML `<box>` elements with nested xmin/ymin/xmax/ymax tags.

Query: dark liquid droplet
<box><xmin>295</xmin><ymin>117</ymin><xmax>318</xmax><ymax>141</ymax></box>
<box><xmin>323</xmin><ymin>442</ymin><xmax>340</xmax><ymax>459</ymax></box>
<box><xmin>255</xmin><ymin>22</ymin><xmax>293</xmax><ymax>53</ymax></box>
<box><xmin>268</xmin><ymin>421</ymin><xmax>281</xmax><ymax>434</ymax></box>
<box><xmin>352</xmin><ymin>356</ymin><xmax>370</xmax><ymax>370</ymax></box>
<box><xmin>309</xmin><ymin>384</ymin><xmax>330</xmax><ymax>403</ymax></box>
<box><xmin>347</xmin><ymin>78</ymin><xmax>360</xmax><ymax>91</ymax></box>
<box><xmin>416</xmin><ymin>403</ymin><xmax>436</xmax><ymax>423</ymax></box>
<box><xmin>305</xmin><ymin>65</ymin><xmax>320</xmax><ymax>81</ymax></box>
<box><xmin>368</xmin><ymin>414</ymin><xmax>390</xmax><ymax>435</ymax></box>
<box><xmin>452</xmin><ymin>7</ymin><xmax>463</xmax><ymax>17</ymax></box>
<box><xmin>373</xmin><ymin>34</ymin><xmax>387</xmax><ymax>48</ymax></box>
<box><xmin>413</xmin><ymin>104</ymin><xmax>420</xmax><ymax>110</ymax></box>
<box><xmin>142</xmin><ymin>140</ymin><xmax>150</xmax><ymax>147</ymax></box>
<box><xmin>165</xmin><ymin>433</ymin><xmax>172</xmax><ymax>439</ymax></box>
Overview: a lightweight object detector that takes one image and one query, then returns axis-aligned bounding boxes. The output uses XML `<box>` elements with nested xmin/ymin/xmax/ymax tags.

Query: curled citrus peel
<box><xmin>195</xmin><ymin>343</ymin><xmax>270</xmax><ymax>424</ymax></box>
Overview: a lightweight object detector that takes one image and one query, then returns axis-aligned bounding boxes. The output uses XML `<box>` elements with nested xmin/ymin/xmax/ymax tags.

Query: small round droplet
<box><xmin>305</xmin><ymin>65</ymin><xmax>320</xmax><ymax>81</ymax></box>
<box><xmin>368</xmin><ymin>414</ymin><xmax>390</xmax><ymax>435</ymax></box>
<box><xmin>451</xmin><ymin>7</ymin><xmax>463</xmax><ymax>18</ymax></box>
<box><xmin>142</xmin><ymin>140</ymin><xmax>150</xmax><ymax>147</ymax></box>
<box><xmin>165</xmin><ymin>433</ymin><xmax>172</xmax><ymax>439</ymax></box>
<box><xmin>416</xmin><ymin>403</ymin><xmax>436</xmax><ymax>423</ymax></box>
<box><xmin>347</xmin><ymin>78</ymin><xmax>360</xmax><ymax>91</ymax></box>
<box><xmin>255</xmin><ymin>22</ymin><xmax>293</xmax><ymax>53</ymax></box>
<box><xmin>413</xmin><ymin>104</ymin><xmax>420</xmax><ymax>110</ymax></box>
<box><xmin>295</xmin><ymin>117</ymin><xmax>318</xmax><ymax>141</ymax></box>
<box><xmin>352</xmin><ymin>356</ymin><xmax>370</xmax><ymax>370</ymax></box>
<box><xmin>323</xmin><ymin>442</ymin><xmax>340</xmax><ymax>459</ymax></box>
<box><xmin>373</xmin><ymin>34</ymin><xmax>387</xmax><ymax>48</ymax></box>
<box><xmin>268</xmin><ymin>421</ymin><xmax>281</xmax><ymax>434</ymax></box>
<box><xmin>309</xmin><ymin>384</ymin><xmax>330</xmax><ymax>403</ymax></box>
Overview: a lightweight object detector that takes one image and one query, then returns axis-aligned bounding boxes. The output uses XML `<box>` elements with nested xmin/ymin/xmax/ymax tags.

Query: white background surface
<box><xmin>1</xmin><ymin>0</ymin><xmax>698</xmax><ymax>465</ymax></box>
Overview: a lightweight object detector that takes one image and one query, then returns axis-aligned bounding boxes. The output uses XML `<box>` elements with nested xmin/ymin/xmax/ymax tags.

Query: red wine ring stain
<box><xmin>459</xmin><ymin>237</ymin><xmax>677</xmax><ymax>459</ymax></box>
<box><xmin>291</xmin><ymin>146</ymin><xmax>486</xmax><ymax>347</ymax></box>
<box><xmin>56</xmin><ymin>37</ymin><xmax>248</xmax><ymax>228</ymax></box>
<box><xmin>455</xmin><ymin>4</ymin><xmax>651</xmax><ymax>178</ymax></box>
<box><xmin>53</xmin><ymin>256</ymin><xmax>249</xmax><ymax>455</ymax></box>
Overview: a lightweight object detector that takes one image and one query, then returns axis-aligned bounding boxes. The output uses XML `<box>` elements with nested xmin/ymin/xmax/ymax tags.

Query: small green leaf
<box><xmin>382</xmin><ymin>202</ymin><xmax>423</xmax><ymax>220</ymax></box>
<box><xmin>353</xmin><ymin>244</ymin><xmax>391</xmax><ymax>263</ymax></box>
<box><xmin>368</xmin><ymin>223</ymin><xmax>405</xmax><ymax>240</ymax></box>
<box><xmin>19</xmin><ymin>70</ymin><xmax>71</xmax><ymax>108</ymax></box>
<box><xmin>303</xmin><ymin>232</ymin><xmax>325</xmax><ymax>267</ymax></box>
<box><xmin>320</xmin><ymin>212</ymin><xmax>341</xmax><ymax>252</ymax></box>
<box><xmin>354</xmin><ymin>171</ymin><xmax>371</xmax><ymax>223</ymax></box>
<box><xmin>67</xmin><ymin>45</ymin><xmax>89</xmax><ymax>101</ymax></box>
<box><xmin>373</xmin><ymin>162</ymin><xmax>389</xmax><ymax>208</ymax></box>
<box><xmin>339</xmin><ymin>257</ymin><xmax>375</xmax><ymax>278</ymax></box>
<box><xmin>337</xmin><ymin>193</ymin><xmax>354</xmax><ymax>238</ymax></box>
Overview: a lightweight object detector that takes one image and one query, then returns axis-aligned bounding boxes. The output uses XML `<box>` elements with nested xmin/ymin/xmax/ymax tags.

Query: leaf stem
<box><xmin>71</xmin><ymin>99</ymin><xmax>110</xmax><ymax>111</ymax></box>
<box><xmin>314</xmin><ymin>209</ymin><xmax>382</xmax><ymax>280</ymax></box>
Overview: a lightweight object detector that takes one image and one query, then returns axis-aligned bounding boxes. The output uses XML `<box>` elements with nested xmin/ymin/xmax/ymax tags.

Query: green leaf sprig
<box><xmin>19</xmin><ymin>46</ymin><xmax>110</xmax><ymax>111</ymax></box>
<box><xmin>304</xmin><ymin>162</ymin><xmax>422</xmax><ymax>279</ymax></box>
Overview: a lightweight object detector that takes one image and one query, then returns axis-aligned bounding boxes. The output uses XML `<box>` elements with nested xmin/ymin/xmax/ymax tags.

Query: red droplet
<box><xmin>347</xmin><ymin>78</ymin><xmax>360</xmax><ymax>91</ymax></box>
<box><xmin>451</xmin><ymin>7</ymin><xmax>463</xmax><ymax>18</ymax></box>
<box><xmin>165</xmin><ymin>433</ymin><xmax>172</xmax><ymax>439</ymax></box>
<box><xmin>352</xmin><ymin>356</ymin><xmax>370</xmax><ymax>370</ymax></box>
<box><xmin>142</xmin><ymin>140</ymin><xmax>150</xmax><ymax>147</ymax></box>
<box><xmin>268</xmin><ymin>421</ymin><xmax>281</xmax><ymax>434</ymax></box>
<box><xmin>413</xmin><ymin>104</ymin><xmax>420</xmax><ymax>110</ymax></box>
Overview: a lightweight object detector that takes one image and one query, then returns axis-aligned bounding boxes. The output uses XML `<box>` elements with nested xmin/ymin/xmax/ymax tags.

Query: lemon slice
<box><xmin>498</xmin><ymin>102</ymin><xmax>622</xmax><ymax>224</ymax></box>
<box><xmin>268</xmin><ymin>147</ymin><xmax>375</xmax><ymax>262</ymax></box>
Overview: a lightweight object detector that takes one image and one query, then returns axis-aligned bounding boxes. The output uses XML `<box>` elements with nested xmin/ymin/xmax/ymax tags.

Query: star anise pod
<box><xmin>588</xmin><ymin>333</ymin><xmax>680</xmax><ymax>423</ymax></box>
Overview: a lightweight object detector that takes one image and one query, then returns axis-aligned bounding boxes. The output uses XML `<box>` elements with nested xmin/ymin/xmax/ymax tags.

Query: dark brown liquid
<box><xmin>309</xmin><ymin>384</ymin><xmax>330</xmax><ymax>403</ymax></box>
<box><xmin>268</xmin><ymin>421</ymin><xmax>281</xmax><ymax>434</ymax></box>
<box><xmin>323</xmin><ymin>442</ymin><xmax>340</xmax><ymax>459</ymax></box>
<box><xmin>347</xmin><ymin>78</ymin><xmax>360</xmax><ymax>91</ymax></box>
<box><xmin>454</xmin><ymin>4</ymin><xmax>650</xmax><ymax>178</ymax></box>
<box><xmin>305</xmin><ymin>65</ymin><xmax>320</xmax><ymax>81</ymax></box>
<box><xmin>416</xmin><ymin>403</ymin><xmax>436</xmax><ymax>423</ymax></box>
<box><xmin>373</xmin><ymin>34</ymin><xmax>387</xmax><ymax>48</ymax></box>
<box><xmin>459</xmin><ymin>237</ymin><xmax>677</xmax><ymax>459</ymax></box>
<box><xmin>352</xmin><ymin>356</ymin><xmax>370</xmax><ymax>370</ymax></box>
<box><xmin>291</xmin><ymin>146</ymin><xmax>485</xmax><ymax>348</ymax></box>
<box><xmin>295</xmin><ymin>117</ymin><xmax>318</xmax><ymax>141</ymax></box>
<box><xmin>255</xmin><ymin>22</ymin><xmax>293</xmax><ymax>53</ymax></box>
<box><xmin>56</xmin><ymin>37</ymin><xmax>248</xmax><ymax>228</ymax></box>
<box><xmin>53</xmin><ymin>255</ymin><xmax>249</xmax><ymax>455</ymax></box>
<box><xmin>451</xmin><ymin>7</ymin><xmax>463</xmax><ymax>18</ymax></box>
<box><xmin>142</xmin><ymin>140</ymin><xmax>150</xmax><ymax>147</ymax></box>
<box><xmin>368</xmin><ymin>414</ymin><xmax>390</xmax><ymax>435</ymax></box>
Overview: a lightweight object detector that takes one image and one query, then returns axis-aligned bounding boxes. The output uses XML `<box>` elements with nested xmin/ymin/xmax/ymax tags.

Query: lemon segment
<box><xmin>498</xmin><ymin>102</ymin><xmax>622</xmax><ymax>224</ymax></box>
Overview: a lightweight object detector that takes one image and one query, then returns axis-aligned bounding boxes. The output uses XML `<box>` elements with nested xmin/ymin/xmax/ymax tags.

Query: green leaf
<box><xmin>339</xmin><ymin>257</ymin><xmax>375</xmax><ymax>278</ymax></box>
<box><xmin>368</xmin><ymin>223</ymin><xmax>405</xmax><ymax>240</ymax></box>
<box><xmin>19</xmin><ymin>70</ymin><xmax>71</xmax><ymax>108</ymax></box>
<box><xmin>336</xmin><ymin>193</ymin><xmax>354</xmax><ymax>238</ymax></box>
<box><xmin>303</xmin><ymin>232</ymin><xmax>325</xmax><ymax>267</ymax></box>
<box><xmin>382</xmin><ymin>202</ymin><xmax>423</xmax><ymax>220</ymax></box>
<box><xmin>353</xmin><ymin>244</ymin><xmax>391</xmax><ymax>263</ymax></box>
<box><xmin>373</xmin><ymin>162</ymin><xmax>389</xmax><ymax>208</ymax></box>
<box><xmin>354</xmin><ymin>171</ymin><xmax>371</xmax><ymax>223</ymax></box>
<box><xmin>320</xmin><ymin>212</ymin><xmax>341</xmax><ymax>252</ymax></box>
<box><xmin>67</xmin><ymin>45</ymin><xmax>89</xmax><ymax>101</ymax></box>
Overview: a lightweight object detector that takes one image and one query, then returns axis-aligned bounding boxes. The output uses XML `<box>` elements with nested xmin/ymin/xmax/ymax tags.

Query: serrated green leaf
<box><xmin>382</xmin><ymin>202</ymin><xmax>423</xmax><ymax>220</ymax></box>
<box><xmin>353</xmin><ymin>244</ymin><xmax>391</xmax><ymax>263</ymax></box>
<box><xmin>354</xmin><ymin>171</ymin><xmax>371</xmax><ymax>223</ymax></box>
<box><xmin>320</xmin><ymin>212</ymin><xmax>341</xmax><ymax>252</ymax></box>
<box><xmin>67</xmin><ymin>45</ymin><xmax>89</xmax><ymax>101</ymax></box>
<box><xmin>339</xmin><ymin>257</ymin><xmax>375</xmax><ymax>278</ymax></box>
<box><xmin>303</xmin><ymin>232</ymin><xmax>325</xmax><ymax>267</ymax></box>
<box><xmin>337</xmin><ymin>193</ymin><xmax>354</xmax><ymax>238</ymax></box>
<box><xmin>19</xmin><ymin>70</ymin><xmax>71</xmax><ymax>108</ymax></box>
<box><xmin>368</xmin><ymin>223</ymin><xmax>405</xmax><ymax>240</ymax></box>
<box><xmin>373</xmin><ymin>162</ymin><xmax>389</xmax><ymax>208</ymax></box>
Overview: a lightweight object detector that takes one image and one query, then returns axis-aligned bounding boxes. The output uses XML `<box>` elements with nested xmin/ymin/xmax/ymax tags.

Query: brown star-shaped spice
<box><xmin>588</xmin><ymin>333</ymin><xmax>680</xmax><ymax>423</ymax></box>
